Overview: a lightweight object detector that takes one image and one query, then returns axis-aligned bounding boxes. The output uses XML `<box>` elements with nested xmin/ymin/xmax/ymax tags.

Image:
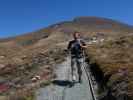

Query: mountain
<box><xmin>1</xmin><ymin>16</ymin><xmax>133</xmax><ymax>42</ymax></box>
<box><xmin>0</xmin><ymin>16</ymin><xmax>133</xmax><ymax>99</ymax></box>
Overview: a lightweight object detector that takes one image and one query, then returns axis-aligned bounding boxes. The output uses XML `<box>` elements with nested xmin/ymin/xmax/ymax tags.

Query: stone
<box><xmin>0</xmin><ymin>56</ymin><xmax>5</xmax><ymax>59</ymax></box>
<box><xmin>12</xmin><ymin>57</ymin><xmax>23</xmax><ymax>64</ymax></box>
<box><xmin>0</xmin><ymin>64</ymin><xmax>6</xmax><ymax>69</ymax></box>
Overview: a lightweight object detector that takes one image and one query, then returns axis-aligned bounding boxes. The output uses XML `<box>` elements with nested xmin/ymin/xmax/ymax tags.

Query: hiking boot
<box><xmin>79</xmin><ymin>77</ymin><xmax>82</xmax><ymax>83</ymax></box>
<box><xmin>69</xmin><ymin>82</ymin><xmax>74</xmax><ymax>88</ymax></box>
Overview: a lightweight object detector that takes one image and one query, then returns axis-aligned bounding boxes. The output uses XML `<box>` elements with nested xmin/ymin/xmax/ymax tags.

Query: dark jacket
<box><xmin>67</xmin><ymin>39</ymin><xmax>86</xmax><ymax>58</ymax></box>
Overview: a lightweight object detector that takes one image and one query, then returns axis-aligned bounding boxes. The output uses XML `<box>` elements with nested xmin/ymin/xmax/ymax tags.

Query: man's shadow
<box><xmin>52</xmin><ymin>80</ymin><xmax>76</xmax><ymax>88</ymax></box>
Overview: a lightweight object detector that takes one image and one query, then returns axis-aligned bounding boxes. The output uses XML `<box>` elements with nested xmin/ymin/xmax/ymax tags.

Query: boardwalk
<box><xmin>36</xmin><ymin>57</ymin><xmax>94</xmax><ymax>100</ymax></box>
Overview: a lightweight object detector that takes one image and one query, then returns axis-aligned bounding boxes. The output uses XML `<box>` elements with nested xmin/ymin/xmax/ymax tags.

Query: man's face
<box><xmin>74</xmin><ymin>33</ymin><xmax>80</xmax><ymax>39</ymax></box>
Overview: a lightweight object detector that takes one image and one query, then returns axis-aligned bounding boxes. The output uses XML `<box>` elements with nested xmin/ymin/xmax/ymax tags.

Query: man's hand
<box><xmin>81</xmin><ymin>45</ymin><xmax>87</xmax><ymax>48</ymax></box>
<box><xmin>64</xmin><ymin>49</ymin><xmax>70</xmax><ymax>54</ymax></box>
<box><xmin>64</xmin><ymin>49</ymin><xmax>68</xmax><ymax>52</ymax></box>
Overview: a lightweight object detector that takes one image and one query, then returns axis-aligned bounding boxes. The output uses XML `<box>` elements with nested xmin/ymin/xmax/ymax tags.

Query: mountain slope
<box><xmin>0</xmin><ymin>16</ymin><xmax>133</xmax><ymax>99</ymax></box>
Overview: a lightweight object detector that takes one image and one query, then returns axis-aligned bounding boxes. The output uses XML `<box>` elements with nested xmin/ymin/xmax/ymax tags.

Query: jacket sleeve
<box><xmin>80</xmin><ymin>39</ymin><xmax>86</xmax><ymax>46</ymax></box>
<box><xmin>67</xmin><ymin>41</ymin><xmax>72</xmax><ymax>50</ymax></box>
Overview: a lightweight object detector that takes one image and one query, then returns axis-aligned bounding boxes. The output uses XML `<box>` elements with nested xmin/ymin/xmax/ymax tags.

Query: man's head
<box><xmin>73</xmin><ymin>32</ymin><xmax>81</xmax><ymax>40</ymax></box>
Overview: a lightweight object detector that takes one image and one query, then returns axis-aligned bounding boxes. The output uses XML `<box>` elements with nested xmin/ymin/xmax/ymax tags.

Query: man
<box><xmin>67</xmin><ymin>32</ymin><xmax>87</xmax><ymax>83</ymax></box>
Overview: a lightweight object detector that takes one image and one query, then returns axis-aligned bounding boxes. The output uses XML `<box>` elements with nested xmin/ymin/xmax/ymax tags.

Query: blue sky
<box><xmin>0</xmin><ymin>0</ymin><xmax>133</xmax><ymax>38</ymax></box>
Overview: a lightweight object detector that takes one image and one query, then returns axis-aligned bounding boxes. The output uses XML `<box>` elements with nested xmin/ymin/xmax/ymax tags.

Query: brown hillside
<box><xmin>0</xmin><ymin>16</ymin><xmax>133</xmax><ymax>99</ymax></box>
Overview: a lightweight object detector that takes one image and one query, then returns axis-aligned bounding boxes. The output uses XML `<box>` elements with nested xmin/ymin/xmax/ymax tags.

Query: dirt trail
<box><xmin>36</xmin><ymin>57</ymin><xmax>93</xmax><ymax>100</ymax></box>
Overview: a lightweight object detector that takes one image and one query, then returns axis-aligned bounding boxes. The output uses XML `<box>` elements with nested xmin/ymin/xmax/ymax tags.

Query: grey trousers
<box><xmin>71</xmin><ymin>57</ymin><xmax>83</xmax><ymax>79</ymax></box>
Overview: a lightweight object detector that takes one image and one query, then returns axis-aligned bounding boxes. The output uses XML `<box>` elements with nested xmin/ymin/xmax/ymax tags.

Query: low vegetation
<box><xmin>86</xmin><ymin>34</ymin><xmax>133</xmax><ymax>99</ymax></box>
<box><xmin>0</xmin><ymin>16</ymin><xmax>133</xmax><ymax>99</ymax></box>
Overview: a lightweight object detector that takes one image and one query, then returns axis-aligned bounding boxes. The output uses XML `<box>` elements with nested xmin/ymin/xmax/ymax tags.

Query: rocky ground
<box><xmin>0</xmin><ymin>16</ymin><xmax>133</xmax><ymax>100</ymax></box>
<box><xmin>0</xmin><ymin>45</ymin><xmax>66</xmax><ymax>100</ymax></box>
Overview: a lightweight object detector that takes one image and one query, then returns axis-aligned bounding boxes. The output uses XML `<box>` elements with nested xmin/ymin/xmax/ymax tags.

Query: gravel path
<box><xmin>36</xmin><ymin>57</ymin><xmax>93</xmax><ymax>100</ymax></box>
